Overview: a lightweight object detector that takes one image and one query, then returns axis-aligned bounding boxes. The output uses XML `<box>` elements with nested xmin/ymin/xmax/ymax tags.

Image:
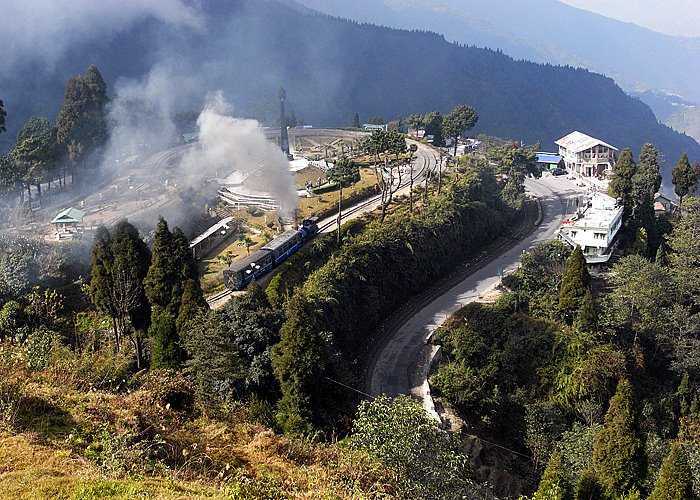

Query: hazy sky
<box><xmin>560</xmin><ymin>0</ymin><xmax>700</xmax><ymax>37</ymax></box>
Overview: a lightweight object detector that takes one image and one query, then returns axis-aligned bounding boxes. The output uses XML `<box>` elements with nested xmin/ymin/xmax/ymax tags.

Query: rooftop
<box><xmin>51</xmin><ymin>207</ymin><xmax>85</xmax><ymax>224</ymax></box>
<box><xmin>564</xmin><ymin>193</ymin><xmax>622</xmax><ymax>230</ymax></box>
<box><xmin>555</xmin><ymin>131</ymin><xmax>618</xmax><ymax>154</ymax></box>
<box><xmin>190</xmin><ymin>217</ymin><xmax>235</xmax><ymax>248</ymax></box>
<box><xmin>536</xmin><ymin>152</ymin><xmax>562</xmax><ymax>164</ymax></box>
<box><xmin>262</xmin><ymin>230</ymin><xmax>299</xmax><ymax>251</ymax></box>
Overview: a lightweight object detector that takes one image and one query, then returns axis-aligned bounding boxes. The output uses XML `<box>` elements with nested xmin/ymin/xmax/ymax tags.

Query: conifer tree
<box><xmin>575</xmin><ymin>469</ymin><xmax>603</xmax><ymax>500</ymax></box>
<box><xmin>592</xmin><ymin>378</ymin><xmax>644</xmax><ymax>497</ymax></box>
<box><xmin>672</xmin><ymin>154</ymin><xmax>698</xmax><ymax>208</ymax></box>
<box><xmin>559</xmin><ymin>246</ymin><xmax>591</xmax><ymax>321</ymax></box>
<box><xmin>609</xmin><ymin>149</ymin><xmax>637</xmax><ymax>219</ymax></box>
<box><xmin>648</xmin><ymin>443</ymin><xmax>696</xmax><ymax>500</ymax></box>
<box><xmin>352</xmin><ymin>112</ymin><xmax>360</xmax><ymax>129</ymax></box>
<box><xmin>176</xmin><ymin>279</ymin><xmax>207</xmax><ymax>334</ymax></box>
<box><xmin>149</xmin><ymin>308</ymin><xmax>181</xmax><ymax>369</ymax></box>
<box><xmin>534</xmin><ymin>452</ymin><xmax>571</xmax><ymax>500</ymax></box>
<box><xmin>89</xmin><ymin>226</ymin><xmax>117</xmax><ymax>343</ymax></box>
<box><xmin>144</xmin><ymin>218</ymin><xmax>177</xmax><ymax>311</ymax></box>
<box><xmin>576</xmin><ymin>289</ymin><xmax>598</xmax><ymax>332</ymax></box>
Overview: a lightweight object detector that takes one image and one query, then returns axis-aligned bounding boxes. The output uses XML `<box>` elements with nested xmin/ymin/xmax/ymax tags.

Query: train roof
<box><xmin>227</xmin><ymin>249</ymin><xmax>272</xmax><ymax>273</ymax></box>
<box><xmin>262</xmin><ymin>230</ymin><xmax>299</xmax><ymax>252</ymax></box>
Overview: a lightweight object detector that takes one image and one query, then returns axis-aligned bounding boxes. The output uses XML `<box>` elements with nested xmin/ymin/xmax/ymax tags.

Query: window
<box><xmin>570</xmin><ymin>231</ymin><xmax>577</xmax><ymax>237</ymax></box>
<box><xmin>594</xmin><ymin>232</ymin><xmax>606</xmax><ymax>240</ymax></box>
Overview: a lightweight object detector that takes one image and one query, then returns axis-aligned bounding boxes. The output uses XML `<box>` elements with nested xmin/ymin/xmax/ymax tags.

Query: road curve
<box><xmin>367</xmin><ymin>175</ymin><xmax>585</xmax><ymax>419</ymax></box>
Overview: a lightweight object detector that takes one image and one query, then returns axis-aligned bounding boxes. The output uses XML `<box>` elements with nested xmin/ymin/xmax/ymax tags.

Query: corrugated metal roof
<box><xmin>555</xmin><ymin>131</ymin><xmax>618</xmax><ymax>154</ymax></box>
<box><xmin>227</xmin><ymin>249</ymin><xmax>272</xmax><ymax>273</ymax></box>
<box><xmin>262</xmin><ymin>230</ymin><xmax>299</xmax><ymax>252</ymax></box>
<box><xmin>536</xmin><ymin>152</ymin><xmax>562</xmax><ymax>164</ymax></box>
<box><xmin>51</xmin><ymin>207</ymin><xmax>85</xmax><ymax>224</ymax></box>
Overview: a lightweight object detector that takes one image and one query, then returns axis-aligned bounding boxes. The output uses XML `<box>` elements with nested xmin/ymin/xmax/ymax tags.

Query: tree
<box><xmin>176</xmin><ymin>279</ymin><xmax>207</xmax><ymax>334</ymax></box>
<box><xmin>607</xmin><ymin>255</ymin><xmax>670</xmax><ymax>342</ymax></box>
<box><xmin>144</xmin><ymin>218</ymin><xmax>177</xmax><ymax>312</ymax></box>
<box><xmin>326</xmin><ymin>157</ymin><xmax>360</xmax><ymax>243</ymax></box>
<box><xmin>352</xmin><ymin>112</ymin><xmax>360</xmax><ymax>129</ymax></box>
<box><xmin>350</xmin><ymin>395</ymin><xmax>483</xmax><ymax>499</ymax></box>
<box><xmin>609</xmin><ymin>148</ymin><xmax>637</xmax><ymax>219</ymax></box>
<box><xmin>89</xmin><ymin>227</ymin><xmax>118</xmax><ymax>346</ymax></box>
<box><xmin>239</xmin><ymin>235</ymin><xmax>254</xmax><ymax>256</ymax></box>
<box><xmin>633</xmin><ymin>143</ymin><xmax>663</xmax><ymax>204</ymax></box>
<box><xmin>672</xmin><ymin>154</ymin><xmax>698</xmax><ymax>208</ymax></box>
<box><xmin>559</xmin><ymin>246</ymin><xmax>591</xmax><ymax>322</ymax></box>
<box><xmin>422</xmin><ymin>111</ymin><xmax>444</xmax><ymax>146</ymax></box>
<box><xmin>442</xmin><ymin>105</ymin><xmax>478</xmax><ymax>156</ymax></box>
<box><xmin>367</xmin><ymin>116</ymin><xmax>385</xmax><ymax>125</ymax></box>
<box><xmin>667</xmin><ymin>197</ymin><xmax>700</xmax><ymax>308</ymax></box>
<box><xmin>576</xmin><ymin>289</ymin><xmax>598</xmax><ymax>332</ymax></box>
<box><xmin>406</xmin><ymin>113</ymin><xmax>424</xmax><ymax>135</ymax></box>
<box><xmin>648</xmin><ymin>443</ymin><xmax>696</xmax><ymax>500</ymax></box>
<box><xmin>149</xmin><ymin>308</ymin><xmax>181</xmax><ymax>369</ymax></box>
<box><xmin>0</xmin><ymin>99</ymin><xmax>6</xmax><ymax>134</ymax></box>
<box><xmin>592</xmin><ymin>378</ymin><xmax>644</xmax><ymax>497</ymax></box>
<box><xmin>55</xmin><ymin>65</ymin><xmax>108</xmax><ymax>184</ymax></box>
<box><xmin>534</xmin><ymin>452</ymin><xmax>571</xmax><ymax>500</ymax></box>
<box><xmin>11</xmin><ymin>116</ymin><xmax>58</xmax><ymax>198</ymax></box>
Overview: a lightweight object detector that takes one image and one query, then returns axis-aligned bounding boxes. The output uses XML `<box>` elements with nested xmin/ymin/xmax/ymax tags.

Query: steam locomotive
<box><xmin>223</xmin><ymin>218</ymin><xmax>319</xmax><ymax>290</ymax></box>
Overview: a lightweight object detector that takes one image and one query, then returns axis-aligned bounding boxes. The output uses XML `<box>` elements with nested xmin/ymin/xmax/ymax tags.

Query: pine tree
<box><xmin>649</xmin><ymin>443</ymin><xmax>696</xmax><ymax>500</ymax></box>
<box><xmin>655</xmin><ymin>241</ymin><xmax>669</xmax><ymax>267</ymax></box>
<box><xmin>672</xmin><ymin>154</ymin><xmax>698</xmax><ymax>208</ymax></box>
<box><xmin>559</xmin><ymin>246</ymin><xmax>591</xmax><ymax>322</ymax></box>
<box><xmin>609</xmin><ymin>149</ymin><xmax>637</xmax><ymax>219</ymax></box>
<box><xmin>149</xmin><ymin>308</ymin><xmax>181</xmax><ymax>369</ymax></box>
<box><xmin>176</xmin><ymin>279</ymin><xmax>207</xmax><ymax>334</ymax></box>
<box><xmin>534</xmin><ymin>452</ymin><xmax>571</xmax><ymax>500</ymax></box>
<box><xmin>592</xmin><ymin>378</ymin><xmax>644</xmax><ymax>497</ymax></box>
<box><xmin>89</xmin><ymin>226</ymin><xmax>117</xmax><ymax>343</ymax></box>
<box><xmin>144</xmin><ymin>218</ymin><xmax>177</xmax><ymax>311</ymax></box>
<box><xmin>352</xmin><ymin>112</ymin><xmax>361</xmax><ymax>129</ymax></box>
<box><xmin>575</xmin><ymin>469</ymin><xmax>603</xmax><ymax>500</ymax></box>
<box><xmin>575</xmin><ymin>289</ymin><xmax>598</xmax><ymax>332</ymax></box>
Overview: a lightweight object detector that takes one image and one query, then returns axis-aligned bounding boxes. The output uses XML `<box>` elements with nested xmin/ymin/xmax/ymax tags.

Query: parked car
<box><xmin>552</xmin><ymin>168</ymin><xmax>567</xmax><ymax>176</ymax></box>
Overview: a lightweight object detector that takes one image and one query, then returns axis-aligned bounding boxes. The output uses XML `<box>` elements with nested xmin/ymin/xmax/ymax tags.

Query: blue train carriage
<box><xmin>222</xmin><ymin>218</ymin><xmax>319</xmax><ymax>291</ymax></box>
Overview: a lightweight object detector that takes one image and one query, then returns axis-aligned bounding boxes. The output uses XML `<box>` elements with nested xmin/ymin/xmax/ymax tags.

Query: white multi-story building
<box><xmin>556</xmin><ymin>131</ymin><xmax>618</xmax><ymax>179</ymax></box>
<box><xmin>558</xmin><ymin>193</ymin><xmax>623</xmax><ymax>264</ymax></box>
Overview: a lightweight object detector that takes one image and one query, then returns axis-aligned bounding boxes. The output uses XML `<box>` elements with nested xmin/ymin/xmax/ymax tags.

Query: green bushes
<box><xmin>272</xmin><ymin>167</ymin><xmax>517</xmax><ymax>431</ymax></box>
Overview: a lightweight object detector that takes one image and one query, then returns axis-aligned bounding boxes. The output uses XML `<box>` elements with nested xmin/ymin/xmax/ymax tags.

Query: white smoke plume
<box><xmin>1</xmin><ymin>0</ymin><xmax>203</xmax><ymax>73</ymax></box>
<box><xmin>181</xmin><ymin>93</ymin><xmax>298</xmax><ymax>217</ymax></box>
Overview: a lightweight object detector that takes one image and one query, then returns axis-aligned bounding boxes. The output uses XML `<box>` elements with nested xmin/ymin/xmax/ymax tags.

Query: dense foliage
<box><xmin>273</xmin><ymin>166</ymin><xmax>517</xmax><ymax>432</ymax></box>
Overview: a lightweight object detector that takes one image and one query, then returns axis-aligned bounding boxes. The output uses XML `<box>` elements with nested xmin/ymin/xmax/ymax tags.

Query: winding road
<box><xmin>367</xmin><ymin>174</ymin><xmax>586</xmax><ymax>420</ymax></box>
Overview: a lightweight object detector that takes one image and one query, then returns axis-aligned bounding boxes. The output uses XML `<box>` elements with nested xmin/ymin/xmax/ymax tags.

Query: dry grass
<box><xmin>297</xmin><ymin>168</ymin><xmax>378</xmax><ymax>219</ymax></box>
<box><xmin>0</xmin><ymin>359</ymin><xmax>394</xmax><ymax>500</ymax></box>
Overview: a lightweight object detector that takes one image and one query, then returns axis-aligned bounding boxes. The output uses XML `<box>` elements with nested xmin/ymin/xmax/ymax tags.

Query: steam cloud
<box><xmin>181</xmin><ymin>93</ymin><xmax>298</xmax><ymax>217</ymax></box>
<box><xmin>1</xmin><ymin>0</ymin><xmax>203</xmax><ymax>73</ymax></box>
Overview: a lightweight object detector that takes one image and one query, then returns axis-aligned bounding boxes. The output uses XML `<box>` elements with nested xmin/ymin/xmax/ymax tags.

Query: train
<box><xmin>223</xmin><ymin>218</ymin><xmax>319</xmax><ymax>290</ymax></box>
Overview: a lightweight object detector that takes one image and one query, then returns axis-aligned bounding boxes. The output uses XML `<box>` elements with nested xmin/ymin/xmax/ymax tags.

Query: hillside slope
<box><xmin>293</xmin><ymin>0</ymin><xmax>700</xmax><ymax>102</ymax></box>
<box><xmin>1</xmin><ymin>0</ymin><xmax>698</xmax><ymax>178</ymax></box>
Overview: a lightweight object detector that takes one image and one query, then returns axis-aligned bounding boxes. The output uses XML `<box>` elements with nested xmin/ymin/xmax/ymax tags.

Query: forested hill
<box><xmin>2</xmin><ymin>0</ymin><xmax>699</xmax><ymax>177</ymax></box>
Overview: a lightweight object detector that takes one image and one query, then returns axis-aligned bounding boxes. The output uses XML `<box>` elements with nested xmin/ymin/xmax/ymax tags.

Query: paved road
<box><xmin>367</xmin><ymin>174</ymin><xmax>586</xmax><ymax>419</ymax></box>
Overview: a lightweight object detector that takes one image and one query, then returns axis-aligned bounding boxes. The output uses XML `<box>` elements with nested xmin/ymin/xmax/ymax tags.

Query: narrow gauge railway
<box><xmin>222</xmin><ymin>218</ymin><xmax>319</xmax><ymax>290</ymax></box>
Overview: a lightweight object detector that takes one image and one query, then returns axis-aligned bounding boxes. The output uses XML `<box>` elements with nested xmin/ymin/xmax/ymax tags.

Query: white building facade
<box><xmin>558</xmin><ymin>193</ymin><xmax>623</xmax><ymax>264</ymax></box>
<box><xmin>555</xmin><ymin>131</ymin><xmax>618</xmax><ymax>179</ymax></box>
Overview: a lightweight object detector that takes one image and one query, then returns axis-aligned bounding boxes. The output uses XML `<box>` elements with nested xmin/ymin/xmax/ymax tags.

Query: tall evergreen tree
<box><xmin>11</xmin><ymin>116</ymin><xmax>58</xmax><ymax>198</ymax></box>
<box><xmin>609</xmin><ymin>148</ymin><xmax>637</xmax><ymax>219</ymax></box>
<box><xmin>149</xmin><ymin>308</ymin><xmax>181</xmax><ymax>369</ymax></box>
<box><xmin>422</xmin><ymin>111</ymin><xmax>444</xmax><ymax>146</ymax></box>
<box><xmin>144</xmin><ymin>218</ymin><xmax>177</xmax><ymax>312</ymax></box>
<box><xmin>442</xmin><ymin>105</ymin><xmax>479</xmax><ymax>156</ymax></box>
<box><xmin>176</xmin><ymin>279</ymin><xmax>207</xmax><ymax>335</ymax></box>
<box><xmin>648</xmin><ymin>443</ymin><xmax>696</xmax><ymax>500</ymax></box>
<box><xmin>110</xmin><ymin>220</ymin><xmax>151</xmax><ymax>368</ymax></box>
<box><xmin>576</xmin><ymin>289</ymin><xmax>598</xmax><ymax>332</ymax></box>
<box><xmin>89</xmin><ymin>226</ymin><xmax>118</xmax><ymax>346</ymax></box>
<box><xmin>672</xmin><ymin>154</ymin><xmax>698</xmax><ymax>208</ymax></box>
<box><xmin>592</xmin><ymin>378</ymin><xmax>644</xmax><ymax>497</ymax></box>
<box><xmin>559</xmin><ymin>246</ymin><xmax>591</xmax><ymax>322</ymax></box>
<box><xmin>352</xmin><ymin>112</ymin><xmax>360</xmax><ymax>129</ymax></box>
<box><xmin>55</xmin><ymin>65</ymin><xmax>109</xmax><ymax>183</ymax></box>
<box><xmin>534</xmin><ymin>452</ymin><xmax>571</xmax><ymax>500</ymax></box>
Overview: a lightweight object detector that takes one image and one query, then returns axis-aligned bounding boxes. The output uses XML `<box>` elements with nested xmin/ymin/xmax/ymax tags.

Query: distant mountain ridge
<box><xmin>1</xmin><ymin>0</ymin><xmax>698</xmax><ymax>182</ymax></box>
<box><xmin>292</xmin><ymin>0</ymin><xmax>700</xmax><ymax>103</ymax></box>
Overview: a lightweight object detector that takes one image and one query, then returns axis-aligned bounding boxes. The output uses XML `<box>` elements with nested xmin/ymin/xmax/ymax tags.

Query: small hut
<box><xmin>51</xmin><ymin>207</ymin><xmax>85</xmax><ymax>239</ymax></box>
